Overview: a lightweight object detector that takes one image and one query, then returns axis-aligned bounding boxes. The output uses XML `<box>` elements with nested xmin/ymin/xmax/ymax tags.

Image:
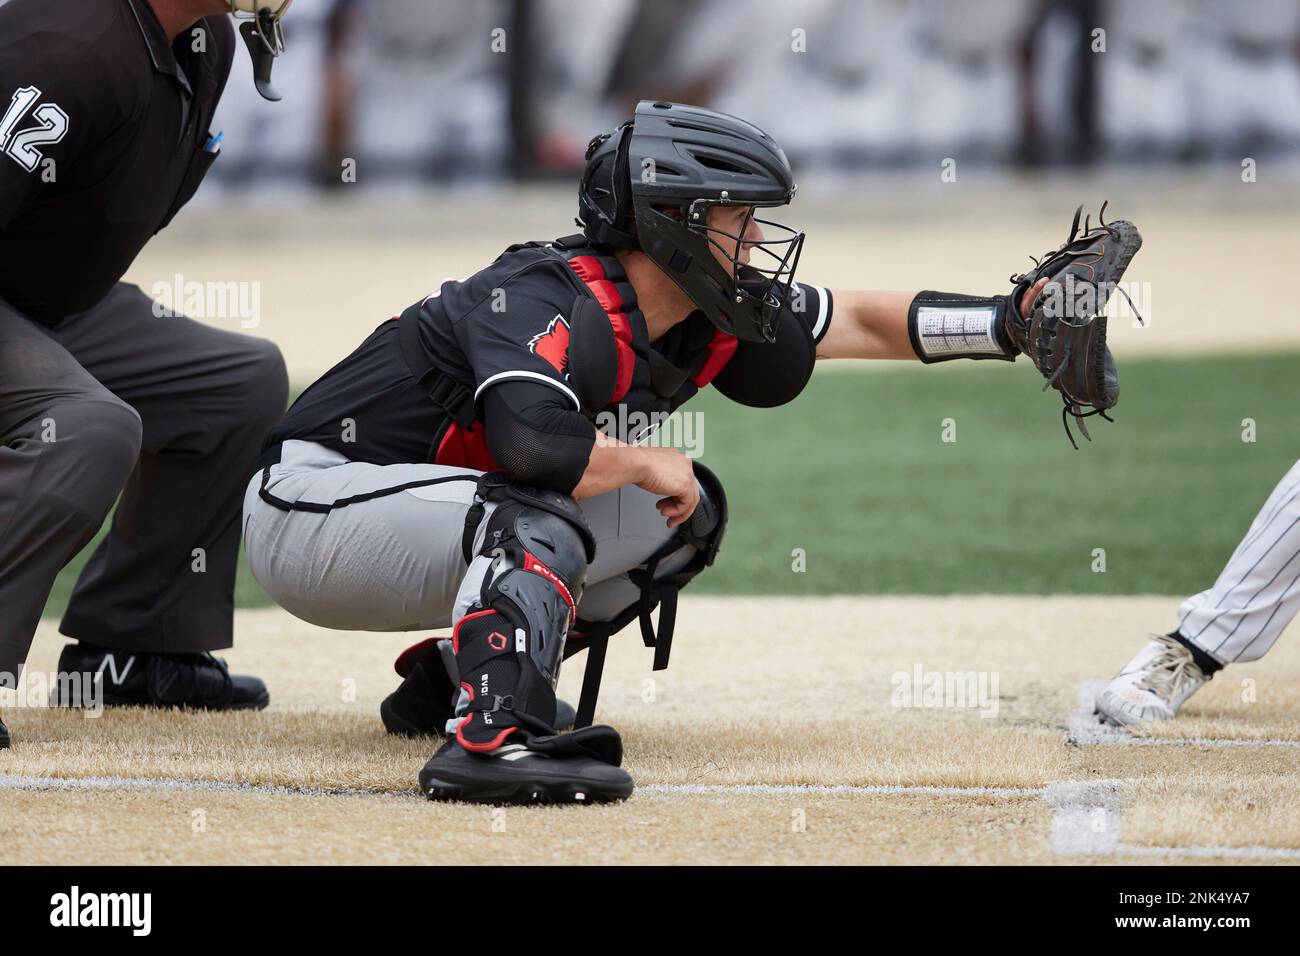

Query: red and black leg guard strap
<box><xmin>452</xmin><ymin>609</ymin><xmax>559</xmax><ymax>753</ymax></box>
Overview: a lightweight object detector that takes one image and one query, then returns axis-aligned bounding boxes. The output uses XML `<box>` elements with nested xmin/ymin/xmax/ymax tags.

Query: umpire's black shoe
<box><xmin>420</xmin><ymin>736</ymin><xmax>633</xmax><ymax>805</ymax></box>
<box><xmin>381</xmin><ymin>638</ymin><xmax>575</xmax><ymax>737</ymax></box>
<box><xmin>52</xmin><ymin>643</ymin><xmax>269</xmax><ymax>711</ymax></box>
<box><xmin>0</xmin><ymin>714</ymin><xmax>10</xmax><ymax>749</ymax></box>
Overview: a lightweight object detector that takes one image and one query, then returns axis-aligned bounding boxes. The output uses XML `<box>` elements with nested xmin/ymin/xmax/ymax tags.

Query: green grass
<box><xmin>42</xmin><ymin>352</ymin><xmax>1300</xmax><ymax>620</ymax></box>
<box><xmin>693</xmin><ymin>352</ymin><xmax>1299</xmax><ymax>595</ymax></box>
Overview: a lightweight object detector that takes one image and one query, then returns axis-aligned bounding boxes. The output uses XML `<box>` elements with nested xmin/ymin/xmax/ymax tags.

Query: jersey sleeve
<box><xmin>482</xmin><ymin>380</ymin><xmax>596</xmax><ymax>493</ymax></box>
<box><xmin>0</xmin><ymin>30</ymin><xmax>112</xmax><ymax>228</ymax></box>
<box><xmin>785</xmin><ymin>281</ymin><xmax>834</xmax><ymax>346</ymax></box>
<box><xmin>710</xmin><ymin>281</ymin><xmax>833</xmax><ymax>408</ymax></box>
<box><xmin>444</xmin><ymin>259</ymin><xmax>584</xmax><ymax>415</ymax></box>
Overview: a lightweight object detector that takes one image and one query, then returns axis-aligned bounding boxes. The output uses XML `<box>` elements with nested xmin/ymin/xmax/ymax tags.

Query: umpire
<box><xmin>0</xmin><ymin>0</ymin><xmax>295</xmax><ymax>748</ymax></box>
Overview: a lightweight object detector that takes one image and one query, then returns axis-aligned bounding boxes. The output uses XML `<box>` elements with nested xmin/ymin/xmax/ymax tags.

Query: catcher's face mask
<box><xmin>691</xmin><ymin>199</ymin><xmax>805</xmax><ymax>343</ymax></box>
<box><xmin>228</xmin><ymin>1</ymin><xmax>294</xmax><ymax>102</ymax></box>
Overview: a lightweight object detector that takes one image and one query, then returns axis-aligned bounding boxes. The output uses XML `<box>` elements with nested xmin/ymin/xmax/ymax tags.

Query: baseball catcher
<box><xmin>241</xmin><ymin>101</ymin><xmax>1143</xmax><ymax>803</ymax></box>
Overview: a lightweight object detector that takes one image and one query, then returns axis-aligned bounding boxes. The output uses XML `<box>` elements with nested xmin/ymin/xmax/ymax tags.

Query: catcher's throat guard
<box><xmin>229</xmin><ymin>1</ymin><xmax>293</xmax><ymax>102</ymax></box>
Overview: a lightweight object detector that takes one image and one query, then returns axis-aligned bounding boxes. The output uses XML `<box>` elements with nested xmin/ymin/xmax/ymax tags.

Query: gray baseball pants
<box><xmin>241</xmin><ymin>439</ymin><xmax>697</xmax><ymax>635</ymax></box>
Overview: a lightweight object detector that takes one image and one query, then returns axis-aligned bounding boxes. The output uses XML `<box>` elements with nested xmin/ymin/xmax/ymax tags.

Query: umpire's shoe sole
<box><xmin>419</xmin><ymin>739</ymin><xmax>633</xmax><ymax>805</ymax></box>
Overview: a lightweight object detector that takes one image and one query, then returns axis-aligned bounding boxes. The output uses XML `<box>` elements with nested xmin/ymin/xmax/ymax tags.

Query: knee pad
<box><xmin>451</xmin><ymin>473</ymin><xmax>596</xmax><ymax>751</ymax></box>
<box><xmin>577</xmin><ymin>460</ymin><xmax>726</xmax><ymax>654</ymax></box>
<box><xmin>671</xmin><ymin>460</ymin><xmax>727</xmax><ymax>570</ymax></box>
<box><xmin>570</xmin><ymin>461</ymin><xmax>727</xmax><ymax>726</ymax></box>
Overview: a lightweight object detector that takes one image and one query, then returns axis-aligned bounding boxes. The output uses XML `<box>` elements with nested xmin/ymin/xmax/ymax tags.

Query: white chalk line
<box><xmin>1045</xmin><ymin>779</ymin><xmax>1300</xmax><ymax>861</ymax></box>
<box><xmin>6</xmin><ymin>773</ymin><xmax>1289</xmax><ymax>861</ymax></box>
<box><xmin>641</xmin><ymin>783</ymin><xmax>1042</xmax><ymax>797</ymax></box>
<box><xmin>0</xmin><ymin>773</ymin><xmax>405</xmax><ymax>799</ymax></box>
<box><xmin>1067</xmin><ymin>680</ymin><xmax>1300</xmax><ymax>748</ymax></box>
<box><xmin>6</xmin><ymin>685</ymin><xmax>1298</xmax><ymax>862</ymax></box>
<box><xmin>0</xmin><ymin>772</ymin><xmax>1038</xmax><ymax>800</ymax></box>
<box><xmin>1052</xmin><ymin>683</ymin><xmax>1300</xmax><ymax>860</ymax></box>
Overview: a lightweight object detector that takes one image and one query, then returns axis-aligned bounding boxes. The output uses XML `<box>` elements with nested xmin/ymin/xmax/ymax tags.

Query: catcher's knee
<box><xmin>565</xmin><ymin>462</ymin><xmax>725</xmax><ymax>729</ymax></box>
<box><xmin>470</xmin><ymin>477</ymin><xmax>595</xmax><ymax>648</ymax></box>
<box><xmin>574</xmin><ymin>460</ymin><xmax>727</xmax><ymax>656</ymax></box>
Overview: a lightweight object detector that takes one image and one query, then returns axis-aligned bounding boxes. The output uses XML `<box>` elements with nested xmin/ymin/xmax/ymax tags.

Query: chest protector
<box><xmin>400</xmin><ymin>236</ymin><xmax>739</xmax><ymax>470</ymax></box>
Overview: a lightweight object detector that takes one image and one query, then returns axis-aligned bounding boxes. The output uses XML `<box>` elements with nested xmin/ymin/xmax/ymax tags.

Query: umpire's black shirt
<box><xmin>0</xmin><ymin>0</ymin><xmax>234</xmax><ymax>323</ymax></box>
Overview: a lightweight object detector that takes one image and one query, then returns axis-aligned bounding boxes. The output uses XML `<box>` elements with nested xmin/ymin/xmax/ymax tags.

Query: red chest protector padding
<box><xmin>434</xmin><ymin>419</ymin><xmax>499</xmax><ymax>471</ymax></box>
<box><xmin>562</xmin><ymin>248</ymin><xmax>739</xmax><ymax>414</ymax></box>
<box><xmin>431</xmin><ymin>241</ymin><xmax>739</xmax><ymax>470</ymax></box>
<box><xmin>566</xmin><ymin>254</ymin><xmax>638</xmax><ymax>409</ymax></box>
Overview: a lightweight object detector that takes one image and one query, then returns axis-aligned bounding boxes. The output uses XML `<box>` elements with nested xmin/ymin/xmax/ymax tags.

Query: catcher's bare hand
<box><xmin>636</xmin><ymin>446</ymin><xmax>699</xmax><ymax>528</ymax></box>
<box><xmin>1018</xmin><ymin>276</ymin><xmax>1050</xmax><ymax>324</ymax></box>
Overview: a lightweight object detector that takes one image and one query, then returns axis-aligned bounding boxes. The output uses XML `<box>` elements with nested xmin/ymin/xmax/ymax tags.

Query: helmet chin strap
<box><xmin>229</xmin><ymin>3</ymin><xmax>290</xmax><ymax>102</ymax></box>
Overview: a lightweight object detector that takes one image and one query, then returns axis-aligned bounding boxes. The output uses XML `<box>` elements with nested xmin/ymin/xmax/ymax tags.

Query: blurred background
<box><xmin>200</xmin><ymin>0</ymin><xmax>1300</xmax><ymax>187</ymax></box>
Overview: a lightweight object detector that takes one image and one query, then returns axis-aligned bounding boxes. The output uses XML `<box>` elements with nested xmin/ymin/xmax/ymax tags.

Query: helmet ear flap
<box><xmin>578</xmin><ymin>123</ymin><xmax>639</xmax><ymax>250</ymax></box>
<box><xmin>610</xmin><ymin>122</ymin><xmax>634</xmax><ymax>235</ymax></box>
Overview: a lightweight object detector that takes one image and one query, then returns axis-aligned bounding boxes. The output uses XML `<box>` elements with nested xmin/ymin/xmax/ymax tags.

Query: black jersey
<box><xmin>264</xmin><ymin>239</ymin><xmax>834</xmax><ymax>479</ymax></box>
<box><xmin>0</xmin><ymin>0</ymin><xmax>234</xmax><ymax>322</ymax></box>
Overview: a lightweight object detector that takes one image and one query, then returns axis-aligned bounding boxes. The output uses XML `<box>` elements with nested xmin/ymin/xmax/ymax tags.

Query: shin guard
<box><xmin>451</xmin><ymin>476</ymin><xmax>597</xmax><ymax>753</ymax></box>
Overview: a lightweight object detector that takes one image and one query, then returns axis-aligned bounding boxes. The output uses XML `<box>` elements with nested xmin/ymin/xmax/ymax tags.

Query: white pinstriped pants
<box><xmin>1179</xmin><ymin>459</ymin><xmax>1300</xmax><ymax>663</ymax></box>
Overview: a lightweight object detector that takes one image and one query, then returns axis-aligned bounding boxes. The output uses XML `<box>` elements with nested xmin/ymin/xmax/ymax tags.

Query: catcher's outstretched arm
<box><xmin>815</xmin><ymin>280</ymin><xmax>1047</xmax><ymax>362</ymax></box>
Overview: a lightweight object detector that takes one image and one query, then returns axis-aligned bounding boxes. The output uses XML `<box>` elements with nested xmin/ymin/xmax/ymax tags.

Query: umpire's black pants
<box><xmin>0</xmin><ymin>283</ymin><xmax>288</xmax><ymax>676</ymax></box>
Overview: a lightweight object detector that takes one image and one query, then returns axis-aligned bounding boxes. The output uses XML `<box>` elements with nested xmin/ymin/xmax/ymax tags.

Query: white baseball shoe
<box><xmin>1095</xmin><ymin>634</ymin><xmax>1209</xmax><ymax>727</ymax></box>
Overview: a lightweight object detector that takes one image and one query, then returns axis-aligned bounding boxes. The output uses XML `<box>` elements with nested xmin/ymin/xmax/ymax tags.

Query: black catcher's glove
<box><xmin>1007</xmin><ymin>203</ymin><xmax>1143</xmax><ymax>447</ymax></box>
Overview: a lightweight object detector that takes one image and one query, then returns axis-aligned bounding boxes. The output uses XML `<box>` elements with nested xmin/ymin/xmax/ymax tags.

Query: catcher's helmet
<box><xmin>577</xmin><ymin>101</ymin><xmax>804</xmax><ymax>343</ymax></box>
<box><xmin>229</xmin><ymin>1</ymin><xmax>294</xmax><ymax>102</ymax></box>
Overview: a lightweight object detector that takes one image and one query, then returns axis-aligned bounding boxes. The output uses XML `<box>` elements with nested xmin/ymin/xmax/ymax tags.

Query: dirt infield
<box><xmin>4</xmin><ymin>596</ymin><xmax>1297</xmax><ymax>865</ymax></box>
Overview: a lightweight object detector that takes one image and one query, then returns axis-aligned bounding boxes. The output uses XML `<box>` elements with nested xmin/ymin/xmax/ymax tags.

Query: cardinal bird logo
<box><xmin>527</xmin><ymin>313</ymin><xmax>571</xmax><ymax>376</ymax></box>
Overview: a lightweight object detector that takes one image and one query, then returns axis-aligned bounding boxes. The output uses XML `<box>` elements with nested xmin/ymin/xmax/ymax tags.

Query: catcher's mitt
<box><xmin>1007</xmin><ymin>203</ymin><xmax>1143</xmax><ymax>447</ymax></box>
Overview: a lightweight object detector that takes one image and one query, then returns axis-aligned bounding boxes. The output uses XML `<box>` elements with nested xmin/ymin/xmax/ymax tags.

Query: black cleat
<box><xmin>0</xmin><ymin>715</ymin><xmax>10</xmax><ymax>749</ymax></box>
<box><xmin>380</xmin><ymin>638</ymin><xmax>574</xmax><ymax>737</ymax></box>
<box><xmin>382</xmin><ymin>680</ymin><xmax>576</xmax><ymax>737</ymax></box>
<box><xmin>51</xmin><ymin>643</ymin><xmax>269</xmax><ymax>711</ymax></box>
<box><xmin>420</xmin><ymin>738</ymin><xmax>633</xmax><ymax>805</ymax></box>
<box><xmin>379</xmin><ymin>655</ymin><xmax>454</xmax><ymax>737</ymax></box>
